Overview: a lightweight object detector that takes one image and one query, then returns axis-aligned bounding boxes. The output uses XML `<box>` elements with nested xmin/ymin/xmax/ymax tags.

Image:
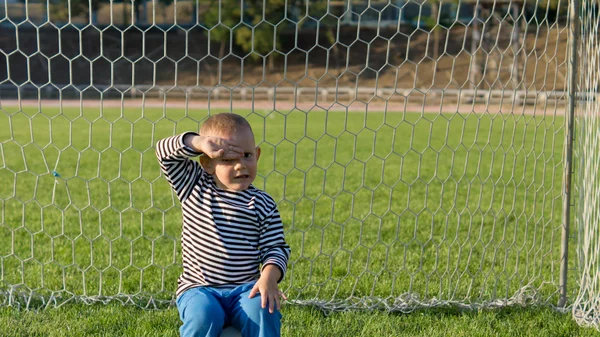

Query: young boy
<box><xmin>155</xmin><ymin>113</ymin><xmax>291</xmax><ymax>337</ymax></box>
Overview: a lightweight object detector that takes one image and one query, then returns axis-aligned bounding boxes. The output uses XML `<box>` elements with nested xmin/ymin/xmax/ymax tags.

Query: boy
<box><xmin>155</xmin><ymin>113</ymin><xmax>291</xmax><ymax>337</ymax></box>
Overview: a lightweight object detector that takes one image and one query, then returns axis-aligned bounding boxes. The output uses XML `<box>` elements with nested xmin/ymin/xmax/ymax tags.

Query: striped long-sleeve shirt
<box><xmin>155</xmin><ymin>133</ymin><xmax>291</xmax><ymax>298</ymax></box>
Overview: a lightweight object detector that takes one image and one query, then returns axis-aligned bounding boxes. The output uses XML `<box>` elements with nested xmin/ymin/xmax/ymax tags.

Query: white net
<box><xmin>572</xmin><ymin>0</ymin><xmax>600</xmax><ymax>329</ymax></box>
<box><xmin>0</xmin><ymin>0</ymin><xmax>590</xmax><ymax>327</ymax></box>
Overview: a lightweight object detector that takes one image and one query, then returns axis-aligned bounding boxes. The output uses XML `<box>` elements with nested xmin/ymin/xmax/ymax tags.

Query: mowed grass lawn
<box><xmin>1</xmin><ymin>104</ymin><xmax>589</xmax><ymax>335</ymax></box>
<box><xmin>0</xmin><ymin>303</ymin><xmax>597</xmax><ymax>337</ymax></box>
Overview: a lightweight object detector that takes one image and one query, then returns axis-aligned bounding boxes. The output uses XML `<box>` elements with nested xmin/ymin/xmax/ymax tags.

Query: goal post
<box><xmin>0</xmin><ymin>0</ymin><xmax>597</xmax><ymax>330</ymax></box>
<box><xmin>571</xmin><ymin>0</ymin><xmax>600</xmax><ymax>329</ymax></box>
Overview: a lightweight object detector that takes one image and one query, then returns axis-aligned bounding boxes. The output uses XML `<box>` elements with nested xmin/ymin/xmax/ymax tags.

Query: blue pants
<box><xmin>176</xmin><ymin>283</ymin><xmax>281</xmax><ymax>337</ymax></box>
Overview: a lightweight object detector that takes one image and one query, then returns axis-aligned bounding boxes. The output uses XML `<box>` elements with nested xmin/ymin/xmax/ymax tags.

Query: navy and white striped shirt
<box><xmin>156</xmin><ymin>133</ymin><xmax>291</xmax><ymax>298</ymax></box>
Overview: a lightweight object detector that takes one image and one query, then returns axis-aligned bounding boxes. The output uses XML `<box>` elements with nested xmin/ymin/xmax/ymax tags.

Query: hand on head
<box><xmin>201</xmin><ymin>136</ymin><xmax>245</xmax><ymax>159</ymax></box>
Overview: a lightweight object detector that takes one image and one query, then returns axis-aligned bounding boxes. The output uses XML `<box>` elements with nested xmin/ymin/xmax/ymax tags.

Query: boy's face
<box><xmin>200</xmin><ymin>127</ymin><xmax>261</xmax><ymax>192</ymax></box>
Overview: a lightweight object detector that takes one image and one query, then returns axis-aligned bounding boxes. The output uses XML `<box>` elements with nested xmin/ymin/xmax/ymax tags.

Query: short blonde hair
<box><xmin>200</xmin><ymin>113</ymin><xmax>253</xmax><ymax>136</ymax></box>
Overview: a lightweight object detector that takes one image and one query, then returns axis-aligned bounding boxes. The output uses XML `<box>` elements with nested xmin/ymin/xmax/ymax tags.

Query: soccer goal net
<box><xmin>0</xmin><ymin>0</ymin><xmax>597</xmax><ymax>329</ymax></box>
<box><xmin>571</xmin><ymin>0</ymin><xmax>600</xmax><ymax>329</ymax></box>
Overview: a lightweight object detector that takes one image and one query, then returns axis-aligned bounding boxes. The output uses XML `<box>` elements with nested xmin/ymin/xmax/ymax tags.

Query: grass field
<box><xmin>1</xmin><ymin>104</ymin><xmax>589</xmax><ymax>335</ymax></box>
<box><xmin>1</xmin><ymin>303</ymin><xmax>598</xmax><ymax>337</ymax></box>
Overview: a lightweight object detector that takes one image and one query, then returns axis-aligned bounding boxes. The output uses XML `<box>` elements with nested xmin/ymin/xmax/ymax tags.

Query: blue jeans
<box><xmin>176</xmin><ymin>283</ymin><xmax>281</xmax><ymax>337</ymax></box>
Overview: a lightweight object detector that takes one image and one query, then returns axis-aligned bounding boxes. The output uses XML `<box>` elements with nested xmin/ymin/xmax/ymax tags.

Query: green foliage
<box><xmin>537</xmin><ymin>0</ymin><xmax>563</xmax><ymax>11</ymax></box>
<box><xmin>49</xmin><ymin>0</ymin><xmax>100</xmax><ymax>22</ymax></box>
<box><xmin>534</xmin><ymin>0</ymin><xmax>569</xmax><ymax>18</ymax></box>
<box><xmin>201</xmin><ymin>0</ymin><xmax>287</xmax><ymax>61</ymax></box>
<box><xmin>202</xmin><ymin>0</ymin><xmax>242</xmax><ymax>46</ymax></box>
<box><xmin>234</xmin><ymin>24</ymin><xmax>277</xmax><ymax>59</ymax></box>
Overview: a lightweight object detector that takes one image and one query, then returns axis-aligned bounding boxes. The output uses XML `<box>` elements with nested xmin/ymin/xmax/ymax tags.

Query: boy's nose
<box><xmin>234</xmin><ymin>161</ymin><xmax>245</xmax><ymax>170</ymax></box>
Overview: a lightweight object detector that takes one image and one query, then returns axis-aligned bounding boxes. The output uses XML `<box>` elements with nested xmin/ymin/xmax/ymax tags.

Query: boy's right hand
<box><xmin>189</xmin><ymin>135</ymin><xmax>244</xmax><ymax>159</ymax></box>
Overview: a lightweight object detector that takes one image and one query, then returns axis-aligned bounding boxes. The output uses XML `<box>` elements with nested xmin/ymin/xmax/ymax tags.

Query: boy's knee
<box><xmin>183</xmin><ymin>311</ymin><xmax>225</xmax><ymax>329</ymax></box>
<box><xmin>180</xmin><ymin>309</ymin><xmax>226</xmax><ymax>337</ymax></box>
<box><xmin>240</xmin><ymin>308</ymin><xmax>281</xmax><ymax>337</ymax></box>
<box><xmin>240</xmin><ymin>296</ymin><xmax>282</xmax><ymax>326</ymax></box>
<box><xmin>178</xmin><ymin>288</ymin><xmax>226</xmax><ymax>336</ymax></box>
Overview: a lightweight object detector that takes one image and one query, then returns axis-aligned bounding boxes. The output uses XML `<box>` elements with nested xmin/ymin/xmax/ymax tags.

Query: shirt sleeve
<box><xmin>155</xmin><ymin>132</ymin><xmax>204</xmax><ymax>202</ymax></box>
<box><xmin>259</xmin><ymin>206</ymin><xmax>291</xmax><ymax>282</ymax></box>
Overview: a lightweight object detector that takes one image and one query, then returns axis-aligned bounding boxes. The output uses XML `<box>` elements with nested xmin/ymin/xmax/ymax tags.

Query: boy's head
<box><xmin>199</xmin><ymin>113</ymin><xmax>260</xmax><ymax>192</ymax></box>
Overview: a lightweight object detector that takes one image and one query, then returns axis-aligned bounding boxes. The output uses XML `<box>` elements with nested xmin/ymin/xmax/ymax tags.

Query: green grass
<box><xmin>0</xmin><ymin>104</ymin><xmax>586</xmax><ymax>335</ymax></box>
<box><xmin>0</xmin><ymin>304</ymin><xmax>597</xmax><ymax>337</ymax></box>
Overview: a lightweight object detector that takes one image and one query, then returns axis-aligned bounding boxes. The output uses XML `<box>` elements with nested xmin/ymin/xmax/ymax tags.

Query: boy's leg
<box><xmin>227</xmin><ymin>283</ymin><xmax>282</xmax><ymax>337</ymax></box>
<box><xmin>177</xmin><ymin>287</ymin><xmax>226</xmax><ymax>337</ymax></box>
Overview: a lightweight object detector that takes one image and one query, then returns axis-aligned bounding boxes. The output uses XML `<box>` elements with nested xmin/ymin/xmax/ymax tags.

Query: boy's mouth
<box><xmin>235</xmin><ymin>174</ymin><xmax>250</xmax><ymax>179</ymax></box>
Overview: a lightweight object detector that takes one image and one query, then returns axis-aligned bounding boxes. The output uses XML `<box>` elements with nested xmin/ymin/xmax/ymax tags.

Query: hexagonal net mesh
<box><xmin>0</xmin><ymin>0</ymin><xmax>591</xmax><ymax>326</ymax></box>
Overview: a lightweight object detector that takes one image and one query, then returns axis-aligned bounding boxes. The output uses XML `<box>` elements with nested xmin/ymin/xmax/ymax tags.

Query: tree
<box><xmin>202</xmin><ymin>0</ymin><xmax>243</xmax><ymax>59</ymax></box>
<box><xmin>534</xmin><ymin>0</ymin><xmax>569</xmax><ymax>21</ymax></box>
<box><xmin>425</xmin><ymin>0</ymin><xmax>462</xmax><ymax>65</ymax></box>
<box><xmin>156</xmin><ymin>0</ymin><xmax>173</xmax><ymax>25</ymax></box>
<box><xmin>233</xmin><ymin>0</ymin><xmax>287</xmax><ymax>70</ymax></box>
<box><xmin>49</xmin><ymin>0</ymin><xmax>101</xmax><ymax>23</ymax></box>
<box><xmin>201</xmin><ymin>0</ymin><xmax>287</xmax><ymax>70</ymax></box>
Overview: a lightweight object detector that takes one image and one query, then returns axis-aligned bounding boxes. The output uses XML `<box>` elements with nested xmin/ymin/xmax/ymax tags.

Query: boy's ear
<box><xmin>199</xmin><ymin>155</ymin><xmax>215</xmax><ymax>174</ymax></box>
<box><xmin>255</xmin><ymin>147</ymin><xmax>261</xmax><ymax>161</ymax></box>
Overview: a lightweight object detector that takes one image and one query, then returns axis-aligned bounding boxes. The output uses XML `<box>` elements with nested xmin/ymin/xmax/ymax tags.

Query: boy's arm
<box><xmin>182</xmin><ymin>133</ymin><xmax>243</xmax><ymax>158</ymax></box>
<box><xmin>249</xmin><ymin>205</ymin><xmax>290</xmax><ymax>313</ymax></box>
<box><xmin>156</xmin><ymin>133</ymin><xmax>244</xmax><ymax>201</ymax></box>
<box><xmin>155</xmin><ymin>132</ymin><xmax>204</xmax><ymax>202</ymax></box>
<box><xmin>259</xmin><ymin>207</ymin><xmax>291</xmax><ymax>282</ymax></box>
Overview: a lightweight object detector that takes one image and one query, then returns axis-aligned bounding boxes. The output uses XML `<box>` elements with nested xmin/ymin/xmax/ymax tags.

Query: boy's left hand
<box><xmin>248</xmin><ymin>265</ymin><xmax>287</xmax><ymax>313</ymax></box>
